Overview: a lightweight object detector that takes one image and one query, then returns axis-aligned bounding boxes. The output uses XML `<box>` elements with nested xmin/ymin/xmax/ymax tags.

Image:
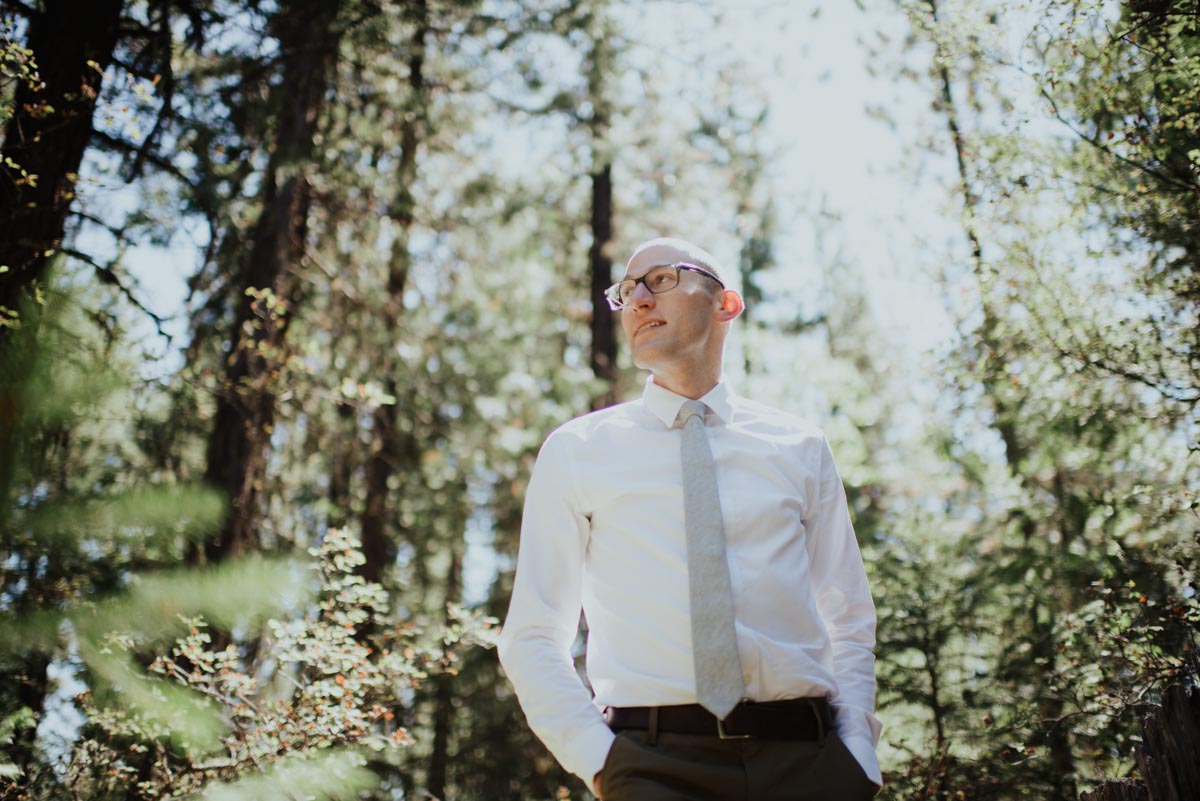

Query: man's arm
<box><xmin>497</xmin><ymin>432</ymin><xmax>616</xmax><ymax>786</ymax></box>
<box><xmin>809</xmin><ymin>436</ymin><xmax>883</xmax><ymax>786</ymax></box>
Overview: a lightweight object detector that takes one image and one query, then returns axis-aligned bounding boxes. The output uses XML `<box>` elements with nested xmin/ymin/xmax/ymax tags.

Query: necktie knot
<box><xmin>680</xmin><ymin>400</ymin><xmax>708</xmax><ymax>427</ymax></box>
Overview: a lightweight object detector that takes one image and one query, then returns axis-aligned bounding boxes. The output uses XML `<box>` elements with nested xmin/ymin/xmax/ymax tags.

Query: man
<box><xmin>498</xmin><ymin>237</ymin><xmax>881</xmax><ymax>800</ymax></box>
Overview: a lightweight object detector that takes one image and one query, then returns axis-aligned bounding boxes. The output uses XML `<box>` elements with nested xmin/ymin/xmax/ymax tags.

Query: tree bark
<box><xmin>1080</xmin><ymin>676</ymin><xmax>1200</xmax><ymax>801</ymax></box>
<box><xmin>0</xmin><ymin>0</ymin><xmax>124</xmax><ymax>504</ymax></box>
<box><xmin>924</xmin><ymin>639</ymin><xmax>946</xmax><ymax>746</ymax></box>
<box><xmin>358</xmin><ymin>0</ymin><xmax>428</xmax><ymax>584</ymax></box>
<box><xmin>589</xmin><ymin>161</ymin><xmax>617</xmax><ymax>408</ymax></box>
<box><xmin>0</xmin><ymin>0</ymin><xmax>124</xmax><ymax>327</ymax></box>
<box><xmin>427</xmin><ymin>545</ymin><xmax>462</xmax><ymax>800</ymax></box>
<box><xmin>326</xmin><ymin>396</ymin><xmax>356</xmax><ymax>530</ymax></box>
<box><xmin>200</xmin><ymin>0</ymin><xmax>342</xmax><ymax>562</ymax></box>
<box><xmin>1080</xmin><ymin>781</ymin><xmax>1149</xmax><ymax>801</ymax></box>
<box><xmin>586</xmin><ymin>5</ymin><xmax>618</xmax><ymax>411</ymax></box>
<box><xmin>1136</xmin><ymin>680</ymin><xmax>1200</xmax><ymax>801</ymax></box>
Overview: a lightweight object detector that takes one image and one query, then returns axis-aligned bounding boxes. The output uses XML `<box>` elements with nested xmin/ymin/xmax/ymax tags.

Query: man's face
<box><xmin>619</xmin><ymin>244</ymin><xmax>724</xmax><ymax>375</ymax></box>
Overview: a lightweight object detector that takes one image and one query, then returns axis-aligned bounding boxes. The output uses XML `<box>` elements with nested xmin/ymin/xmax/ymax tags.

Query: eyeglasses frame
<box><xmin>605</xmin><ymin>262</ymin><xmax>726</xmax><ymax>310</ymax></box>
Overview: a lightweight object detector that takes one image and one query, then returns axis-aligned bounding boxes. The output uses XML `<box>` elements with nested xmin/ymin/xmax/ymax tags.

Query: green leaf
<box><xmin>191</xmin><ymin>749</ymin><xmax>378</xmax><ymax>801</ymax></box>
<box><xmin>24</xmin><ymin>483</ymin><xmax>227</xmax><ymax>546</ymax></box>
<box><xmin>0</xmin><ymin>707</ymin><xmax>37</xmax><ymax>745</ymax></box>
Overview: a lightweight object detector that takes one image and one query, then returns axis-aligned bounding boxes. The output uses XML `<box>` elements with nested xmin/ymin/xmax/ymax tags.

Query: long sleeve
<box><xmin>496</xmin><ymin>431</ymin><xmax>615</xmax><ymax>785</ymax></box>
<box><xmin>808</xmin><ymin>437</ymin><xmax>883</xmax><ymax>786</ymax></box>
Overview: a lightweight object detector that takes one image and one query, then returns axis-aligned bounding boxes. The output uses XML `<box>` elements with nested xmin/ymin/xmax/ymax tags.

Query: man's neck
<box><xmin>651</xmin><ymin>369</ymin><xmax>720</xmax><ymax>400</ymax></box>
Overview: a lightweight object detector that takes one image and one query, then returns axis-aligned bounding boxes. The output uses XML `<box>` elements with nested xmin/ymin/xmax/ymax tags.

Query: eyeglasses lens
<box><xmin>611</xmin><ymin>265</ymin><xmax>681</xmax><ymax>307</ymax></box>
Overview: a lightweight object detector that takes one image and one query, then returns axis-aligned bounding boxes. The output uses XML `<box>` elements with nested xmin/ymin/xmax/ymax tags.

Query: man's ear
<box><xmin>714</xmin><ymin>289</ymin><xmax>744</xmax><ymax>323</ymax></box>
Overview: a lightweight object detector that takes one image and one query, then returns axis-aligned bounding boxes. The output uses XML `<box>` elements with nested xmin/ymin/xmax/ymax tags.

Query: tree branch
<box><xmin>61</xmin><ymin>246</ymin><xmax>172</xmax><ymax>341</ymax></box>
<box><xmin>68</xmin><ymin>208</ymin><xmax>129</xmax><ymax>241</ymax></box>
<box><xmin>1032</xmin><ymin>78</ymin><xmax>1195</xmax><ymax>194</ymax></box>
<box><xmin>90</xmin><ymin>129</ymin><xmax>197</xmax><ymax>191</ymax></box>
<box><xmin>0</xmin><ymin>0</ymin><xmax>38</xmax><ymax>20</ymax></box>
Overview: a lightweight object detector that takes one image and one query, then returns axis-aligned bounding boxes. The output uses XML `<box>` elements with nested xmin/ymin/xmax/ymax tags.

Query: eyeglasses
<box><xmin>604</xmin><ymin>262</ymin><xmax>725</xmax><ymax>310</ymax></box>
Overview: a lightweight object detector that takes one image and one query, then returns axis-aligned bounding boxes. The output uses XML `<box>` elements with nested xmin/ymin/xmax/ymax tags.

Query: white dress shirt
<box><xmin>498</xmin><ymin>377</ymin><xmax>882</xmax><ymax>787</ymax></box>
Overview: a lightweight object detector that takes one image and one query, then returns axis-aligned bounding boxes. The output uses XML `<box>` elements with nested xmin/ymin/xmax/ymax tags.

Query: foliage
<box><xmin>1022</xmin><ymin>0</ymin><xmax>1200</xmax><ymax>412</ymax></box>
<box><xmin>876</xmin><ymin>0</ymin><xmax>1200</xmax><ymax>798</ymax></box>
<box><xmin>63</xmin><ymin>527</ymin><xmax>496</xmax><ymax>800</ymax></box>
<box><xmin>0</xmin><ymin>16</ymin><xmax>43</xmax><ymax>254</ymax></box>
<box><xmin>0</xmin><ymin>280</ymin><xmax>303</xmax><ymax>796</ymax></box>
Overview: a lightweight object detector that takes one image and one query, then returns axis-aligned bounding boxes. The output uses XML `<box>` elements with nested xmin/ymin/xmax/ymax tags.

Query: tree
<box><xmin>357</xmin><ymin>0</ymin><xmax>430</xmax><ymax>587</ymax></box>
<box><xmin>884</xmin><ymin>0</ymin><xmax>1200</xmax><ymax>797</ymax></box>
<box><xmin>0</xmin><ymin>279</ymin><xmax>290</xmax><ymax>797</ymax></box>
<box><xmin>200</xmin><ymin>0</ymin><xmax>346</xmax><ymax>563</ymax></box>
<box><xmin>0</xmin><ymin>0</ymin><xmax>124</xmax><ymax>333</ymax></box>
<box><xmin>585</xmin><ymin>1</ymin><xmax>619</xmax><ymax>410</ymax></box>
<box><xmin>1033</xmin><ymin>0</ymin><xmax>1200</xmax><ymax>410</ymax></box>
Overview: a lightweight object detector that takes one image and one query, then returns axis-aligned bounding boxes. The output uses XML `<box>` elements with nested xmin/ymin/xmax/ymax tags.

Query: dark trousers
<box><xmin>594</xmin><ymin>729</ymin><xmax>879</xmax><ymax>801</ymax></box>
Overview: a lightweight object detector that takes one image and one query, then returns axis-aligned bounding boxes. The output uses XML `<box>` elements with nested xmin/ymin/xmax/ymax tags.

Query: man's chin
<box><xmin>629</xmin><ymin>347</ymin><xmax>658</xmax><ymax>372</ymax></box>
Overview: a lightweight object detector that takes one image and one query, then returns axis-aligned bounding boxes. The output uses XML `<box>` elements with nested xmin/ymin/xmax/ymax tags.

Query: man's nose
<box><xmin>627</xmin><ymin>280</ymin><xmax>655</xmax><ymax>309</ymax></box>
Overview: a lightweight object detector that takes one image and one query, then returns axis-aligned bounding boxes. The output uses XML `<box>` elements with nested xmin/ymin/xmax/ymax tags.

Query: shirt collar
<box><xmin>642</xmin><ymin>375</ymin><xmax>734</xmax><ymax>427</ymax></box>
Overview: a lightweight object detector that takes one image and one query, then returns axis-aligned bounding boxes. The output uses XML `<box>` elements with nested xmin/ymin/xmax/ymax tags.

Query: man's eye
<box><xmin>650</xmin><ymin>273</ymin><xmax>672</xmax><ymax>287</ymax></box>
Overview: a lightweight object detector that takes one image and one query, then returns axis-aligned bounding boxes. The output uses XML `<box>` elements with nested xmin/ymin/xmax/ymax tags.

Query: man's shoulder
<box><xmin>544</xmin><ymin>399</ymin><xmax>646</xmax><ymax>445</ymax></box>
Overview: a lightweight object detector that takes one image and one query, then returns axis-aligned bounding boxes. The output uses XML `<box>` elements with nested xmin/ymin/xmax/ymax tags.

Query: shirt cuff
<box><xmin>566</xmin><ymin>721</ymin><xmax>617</xmax><ymax>786</ymax></box>
<box><xmin>833</xmin><ymin>703</ymin><xmax>883</xmax><ymax>786</ymax></box>
<box><xmin>840</xmin><ymin>732</ymin><xmax>882</xmax><ymax>787</ymax></box>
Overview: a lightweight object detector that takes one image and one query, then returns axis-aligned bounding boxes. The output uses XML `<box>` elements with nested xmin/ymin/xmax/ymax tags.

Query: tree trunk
<box><xmin>1136</xmin><ymin>680</ymin><xmax>1200</xmax><ymax>801</ymax></box>
<box><xmin>586</xmin><ymin>5</ymin><xmax>618</xmax><ymax>411</ymax></box>
<box><xmin>1080</xmin><ymin>677</ymin><xmax>1200</xmax><ymax>801</ymax></box>
<box><xmin>200</xmin><ymin>0</ymin><xmax>342</xmax><ymax>562</ymax></box>
<box><xmin>326</xmin><ymin>396</ymin><xmax>356</xmax><ymax>530</ymax></box>
<box><xmin>358</xmin><ymin>1</ymin><xmax>428</xmax><ymax>584</ymax></box>
<box><xmin>0</xmin><ymin>0</ymin><xmax>124</xmax><ymax>327</ymax></box>
<box><xmin>427</xmin><ymin>545</ymin><xmax>462</xmax><ymax>800</ymax></box>
<box><xmin>1081</xmin><ymin>781</ymin><xmax>1149</xmax><ymax>801</ymax></box>
<box><xmin>589</xmin><ymin>161</ymin><xmax>617</xmax><ymax>408</ymax></box>
<box><xmin>0</xmin><ymin>0</ymin><xmax>124</xmax><ymax>505</ymax></box>
<box><xmin>925</xmin><ymin>642</ymin><xmax>946</xmax><ymax>746</ymax></box>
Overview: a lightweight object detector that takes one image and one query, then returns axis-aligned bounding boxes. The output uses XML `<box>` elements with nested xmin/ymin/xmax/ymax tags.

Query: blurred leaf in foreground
<box><xmin>193</xmin><ymin>749</ymin><xmax>378</xmax><ymax>801</ymax></box>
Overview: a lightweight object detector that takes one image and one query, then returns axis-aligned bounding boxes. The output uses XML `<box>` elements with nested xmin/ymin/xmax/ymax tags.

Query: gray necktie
<box><xmin>679</xmin><ymin>400</ymin><xmax>745</xmax><ymax>720</ymax></box>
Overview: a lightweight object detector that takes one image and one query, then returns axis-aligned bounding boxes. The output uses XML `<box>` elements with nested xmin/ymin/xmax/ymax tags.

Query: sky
<box><xmin>667</xmin><ymin>0</ymin><xmax>961</xmax><ymax>354</ymax></box>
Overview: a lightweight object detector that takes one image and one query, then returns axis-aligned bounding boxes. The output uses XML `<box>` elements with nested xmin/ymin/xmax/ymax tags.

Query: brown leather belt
<box><xmin>604</xmin><ymin>698</ymin><xmax>831</xmax><ymax>741</ymax></box>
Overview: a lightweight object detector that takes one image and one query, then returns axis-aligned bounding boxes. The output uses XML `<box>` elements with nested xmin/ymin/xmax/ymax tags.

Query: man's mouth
<box><xmin>635</xmin><ymin>321</ymin><xmax>665</xmax><ymax>338</ymax></box>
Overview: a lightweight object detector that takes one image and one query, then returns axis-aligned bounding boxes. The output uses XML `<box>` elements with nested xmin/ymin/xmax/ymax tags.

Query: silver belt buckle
<box><xmin>716</xmin><ymin>716</ymin><xmax>751</xmax><ymax>740</ymax></box>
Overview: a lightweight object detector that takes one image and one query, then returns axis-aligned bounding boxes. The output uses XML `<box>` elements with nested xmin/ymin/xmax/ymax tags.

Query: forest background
<box><xmin>0</xmin><ymin>0</ymin><xmax>1196</xmax><ymax>800</ymax></box>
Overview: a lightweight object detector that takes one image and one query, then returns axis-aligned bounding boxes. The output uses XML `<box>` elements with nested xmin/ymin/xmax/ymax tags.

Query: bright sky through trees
<box><xmin>114</xmin><ymin>1</ymin><xmax>955</xmax><ymax>374</ymax></box>
<box><xmin>641</xmin><ymin>1</ymin><xmax>956</xmax><ymax>351</ymax></box>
